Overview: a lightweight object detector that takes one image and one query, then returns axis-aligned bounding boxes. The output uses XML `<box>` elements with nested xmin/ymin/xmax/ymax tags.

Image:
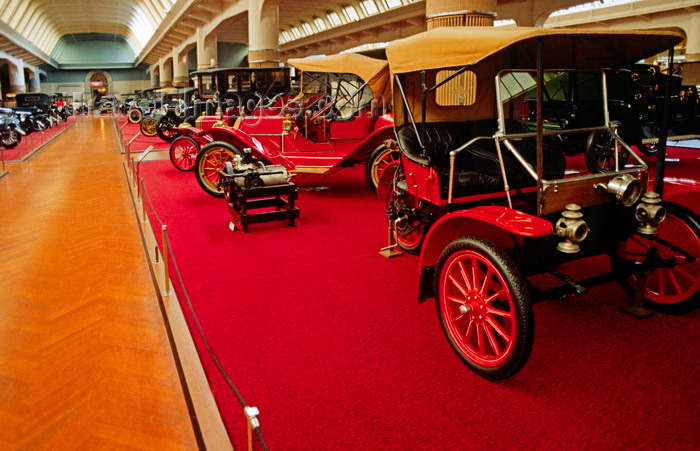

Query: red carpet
<box><xmin>138</xmin><ymin>146</ymin><xmax>700</xmax><ymax>450</ymax></box>
<box><xmin>116</xmin><ymin>117</ymin><xmax>171</xmax><ymax>153</ymax></box>
<box><xmin>1</xmin><ymin>115</ymin><xmax>81</xmax><ymax>162</ymax></box>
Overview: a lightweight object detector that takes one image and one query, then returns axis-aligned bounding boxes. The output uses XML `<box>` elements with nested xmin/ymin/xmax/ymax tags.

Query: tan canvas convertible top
<box><xmin>288</xmin><ymin>53</ymin><xmax>390</xmax><ymax>101</ymax></box>
<box><xmin>386</xmin><ymin>26</ymin><xmax>684</xmax><ymax>74</ymax></box>
<box><xmin>387</xmin><ymin>26</ymin><xmax>683</xmax><ymax>125</ymax></box>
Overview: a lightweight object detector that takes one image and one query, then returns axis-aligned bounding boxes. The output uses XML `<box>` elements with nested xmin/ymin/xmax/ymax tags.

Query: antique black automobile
<box><xmin>519</xmin><ymin>63</ymin><xmax>699</xmax><ymax>168</ymax></box>
<box><xmin>0</xmin><ymin>107</ymin><xmax>24</xmax><ymax>148</ymax></box>
<box><xmin>125</xmin><ymin>86</ymin><xmax>173</xmax><ymax>124</ymax></box>
<box><xmin>13</xmin><ymin>93</ymin><xmax>53</xmax><ymax>132</ymax></box>
<box><xmin>380</xmin><ymin>27</ymin><xmax>698</xmax><ymax>380</ymax></box>
<box><xmin>149</xmin><ymin>87</ymin><xmax>199</xmax><ymax>142</ymax></box>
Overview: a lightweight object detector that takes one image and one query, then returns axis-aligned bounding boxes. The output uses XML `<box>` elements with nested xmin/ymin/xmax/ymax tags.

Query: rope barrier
<box><xmin>137</xmin><ymin>168</ymin><xmax>269</xmax><ymax>451</ymax></box>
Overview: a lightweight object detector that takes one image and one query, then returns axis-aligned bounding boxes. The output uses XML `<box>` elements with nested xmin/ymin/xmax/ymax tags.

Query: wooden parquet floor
<box><xmin>0</xmin><ymin>116</ymin><xmax>204</xmax><ymax>450</ymax></box>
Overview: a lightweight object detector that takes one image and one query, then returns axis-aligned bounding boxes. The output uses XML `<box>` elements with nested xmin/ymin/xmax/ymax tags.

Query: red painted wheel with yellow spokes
<box><xmin>617</xmin><ymin>202</ymin><xmax>700</xmax><ymax>313</ymax></box>
<box><xmin>435</xmin><ymin>237</ymin><xmax>533</xmax><ymax>380</ymax></box>
<box><xmin>169</xmin><ymin>136</ymin><xmax>200</xmax><ymax>172</ymax></box>
<box><xmin>194</xmin><ymin>141</ymin><xmax>242</xmax><ymax>197</ymax></box>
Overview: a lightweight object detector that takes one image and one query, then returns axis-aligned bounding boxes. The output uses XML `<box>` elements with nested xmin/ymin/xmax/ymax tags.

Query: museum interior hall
<box><xmin>1</xmin><ymin>1</ymin><xmax>699</xmax><ymax>450</ymax></box>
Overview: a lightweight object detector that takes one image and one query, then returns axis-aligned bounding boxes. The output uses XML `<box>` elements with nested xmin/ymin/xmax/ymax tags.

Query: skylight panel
<box><xmin>551</xmin><ymin>0</ymin><xmax>638</xmax><ymax>17</ymax></box>
<box><xmin>360</xmin><ymin>0</ymin><xmax>379</xmax><ymax>16</ymax></box>
<box><xmin>384</xmin><ymin>0</ymin><xmax>402</xmax><ymax>9</ymax></box>
<box><xmin>280</xmin><ymin>30</ymin><xmax>292</xmax><ymax>43</ymax></box>
<box><xmin>131</xmin><ymin>6</ymin><xmax>156</xmax><ymax>48</ymax></box>
<box><xmin>327</xmin><ymin>11</ymin><xmax>343</xmax><ymax>26</ymax></box>
<box><xmin>313</xmin><ymin>17</ymin><xmax>327</xmax><ymax>31</ymax></box>
<box><xmin>342</xmin><ymin>5</ymin><xmax>360</xmax><ymax>22</ymax></box>
<box><xmin>301</xmin><ymin>22</ymin><xmax>313</xmax><ymax>35</ymax></box>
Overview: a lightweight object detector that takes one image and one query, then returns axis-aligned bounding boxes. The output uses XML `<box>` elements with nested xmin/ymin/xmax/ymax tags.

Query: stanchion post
<box><xmin>139</xmin><ymin>177</ymin><xmax>148</xmax><ymax>222</ymax></box>
<box><xmin>161</xmin><ymin>225</ymin><xmax>172</xmax><ymax>296</ymax></box>
<box><xmin>244</xmin><ymin>406</ymin><xmax>260</xmax><ymax>451</ymax></box>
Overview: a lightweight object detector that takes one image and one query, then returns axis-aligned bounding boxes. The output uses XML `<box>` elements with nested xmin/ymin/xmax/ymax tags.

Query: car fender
<box><xmin>660</xmin><ymin>178</ymin><xmax>700</xmax><ymax>217</ymax></box>
<box><xmin>416</xmin><ymin>206</ymin><xmax>553</xmax><ymax>303</ymax></box>
<box><xmin>197</xmin><ymin>127</ymin><xmax>293</xmax><ymax>168</ymax></box>
<box><xmin>419</xmin><ymin>205</ymin><xmax>553</xmax><ymax>271</ymax></box>
<box><xmin>354</xmin><ymin>122</ymin><xmax>396</xmax><ymax>156</ymax></box>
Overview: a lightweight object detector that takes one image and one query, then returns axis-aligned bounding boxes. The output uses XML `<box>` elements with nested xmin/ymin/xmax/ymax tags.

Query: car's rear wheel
<box><xmin>585</xmin><ymin>123</ymin><xmax>630</xmax><ymax>173</ymax></box>
<box><xmin>616</xmin><ymin>202</ymin><xmax>700</xmax><ymax>313</ymax></box>
<box><xmin>387</xmin><ymin>187</ymin><xmax>427</xmax><ymax>255</ymax></box>
<box><xmin>365</xmin><ymin>142</ymin><xmax>400</xmax><ymax>193</ymax></box>
<box><xmin>169</xmin><ymin>136</ymin><xmax>200</xmax><ymax>172</ymax></box>
<box><xmin>435</xmin><ymin>237</ymin><xmax>533</xmax><ymax>380</ymax></box>
<box><xmin>140</xmin><ymin>117</ymin><xmax>157</xmax><ymax>137</ymax></box>
<box><xmin>194</xmin><ymin>141</ymin><xmax>242</xmax><ymax>197</ymax></box>
<box><xmin>156</xmin><ymin>115</ymin><xmax>179</xmax><ymax>142</ymax></box>
<box><xmin>127</xmin><ymin>108</ymin><xmax>143</xmax><ymax>123</ymax></box>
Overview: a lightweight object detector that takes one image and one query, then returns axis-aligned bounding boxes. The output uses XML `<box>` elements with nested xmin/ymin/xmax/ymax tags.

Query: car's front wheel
<box><xmin>169</xmin><ymin>136</ymin><xmax>200</xmax><ymax>172</ymax></box>
<box><xmin>194</xmin><ymin>141</ymin><xmax>243</xmax><ymax>197</ymax></box>
<box><xmin>435</xmin><ymin>236</ymin><xmax>534</xmax><ymax>380</ymax></box>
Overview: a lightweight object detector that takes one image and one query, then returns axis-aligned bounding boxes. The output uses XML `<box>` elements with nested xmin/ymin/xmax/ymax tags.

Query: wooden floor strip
<box><xmin>0</xmin><ymin>116</ymin><xmax>231</xmax><ymax>450</ymax></box>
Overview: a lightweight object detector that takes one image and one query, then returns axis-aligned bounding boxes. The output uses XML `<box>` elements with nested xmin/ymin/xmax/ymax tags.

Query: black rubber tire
<box><xmin>156</xmin><ymin>115</ymin><xmax>180</xmax><ymax>142</ymax></box>
<box><xmin>435</xmin><ymin>236</ymin><xmax>534</xmax><ymax>380</ymax></box>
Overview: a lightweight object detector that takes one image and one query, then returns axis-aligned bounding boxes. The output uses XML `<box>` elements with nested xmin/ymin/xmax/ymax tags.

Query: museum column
<box><xmin>172</xmin><ymin>48</ymin><xmax>190</xmax><ymax>88</ymax></box>
<box><xmin>6</xmin><ymin>57</ymin><xmax>26</xmax><ymax>102</ymax></box>
<box><xmin>425</xmin><ymin>0</ymin><xmax>497</xmax><ymax>28</ymax></box>
<box><xmin>197</xmin><ymin>28</ymin><xmax>218</xmax><ymax>70</ymax></box>
<box><xmin>248</xmin><ymin>0</ymin><xmax>281</xmax><ymax>67</ymax></box>
<box><xmin>683</xmin><ymin>12</ymin><xmax>700</xmax><ymax>85</ymax></box>
<box><xmin>27</xmin><ymin>67</ymin><xmax>40</xmax><ymax>92</ymax></box>
<box><xmin>160</xmin><ymin>58</ymin><xmax>173</xmax><ymax>87</ymax></box>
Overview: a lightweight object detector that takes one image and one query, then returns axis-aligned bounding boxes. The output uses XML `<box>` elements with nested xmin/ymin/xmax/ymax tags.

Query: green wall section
<box><xmin>51</xmin><ymin>34</ymin><xmax>136</xmax><ymax>69</ymax></box>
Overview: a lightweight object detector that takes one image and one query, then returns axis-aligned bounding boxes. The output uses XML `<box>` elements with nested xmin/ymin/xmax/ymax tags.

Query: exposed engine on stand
<box><xmin>221</xmin><ymin>149</ymin><xmax>291</xmax><ymax>190</ymax></box>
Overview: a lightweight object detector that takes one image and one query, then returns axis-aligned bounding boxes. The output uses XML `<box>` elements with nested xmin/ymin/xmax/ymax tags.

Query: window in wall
<box><xmin>280</xmin><ymin>30</ymin><xmax>292</xmax><ymax>43</ymax></box>
<box><xmin>383</xmin><ymin>0</ymin><xmax>403</xmax><ymax>9</ymax></box>
<box><xmin>313</xmin><ymin>17</ymin><xmax>327</xmax><ymax>31</ymax></box>
<box><xmin>291</xmin><ymin>26</ymin><xmax>303</xmax><ymax>39</ymax></box>
<box><xmin>360</xmin><ymin>1</ymin><xmax>379</xmax><ymax>16</ymax></box>
<box><xmin>226</xmin><ymin>73</ymin><xmax>238</xmax><ymax>92</ymax></box>
<box><xmin>435</xmin><ymin>70</ymin><xmax>477</xmax><ymax>106</ymax></box>
<box><xmin>327</xmin><ymin>11</ymin><xmax>343</xmax><ymax>26</ymax></box>
<box><xmin>342</xmin><ymin>5</ymin><xmax>360</xmax><ymax>22</ymax></box>
<box><xmin>301</xmin><ymin>22</ymin><xmax>314</xmax><ymax>35</ymax></box>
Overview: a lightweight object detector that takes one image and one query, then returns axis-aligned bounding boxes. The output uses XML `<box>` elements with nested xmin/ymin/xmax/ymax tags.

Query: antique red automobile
<box><xmin>167</xmin><ymin>67</ymin><xmax>293</xmax><ymax>165</ymax></box>
<box><xmin>180</xmin><ymin>53</ymin><xmax>397</xmax><ymax>196</ymax></box>
<box><xmin>380</xmin><ymin>27</ymin><xmax>699</xmax><ymax>380</ymax></box>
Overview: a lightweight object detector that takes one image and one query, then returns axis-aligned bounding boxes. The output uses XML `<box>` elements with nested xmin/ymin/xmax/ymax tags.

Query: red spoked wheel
<box><xmin>194</xmin><ymin>141</ymin><xmax>242</xmax><ymax>197</ymax></box>
<box><xmin>387</xmin><ymin>186</ymin><xmax>427</xmax><ymax>255</ymax></box>
<box><xmin>169</xmin><ymin>136</ymin><xmax>200</xmax><ymax>172</ymax></box>
<box><xmin>617</xmin><ymin>202</ymin><xmax>700</xmax><ymax>312</ymax></box>
<box><xmin>365</xmin><ymin>143</ymin><xmax>400</xmax><ymax>193</ymax></box>
<box><xmin>435</xmin><ymin>237</ymin><xmax>533</xmax><ymax>380</ymax></box>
